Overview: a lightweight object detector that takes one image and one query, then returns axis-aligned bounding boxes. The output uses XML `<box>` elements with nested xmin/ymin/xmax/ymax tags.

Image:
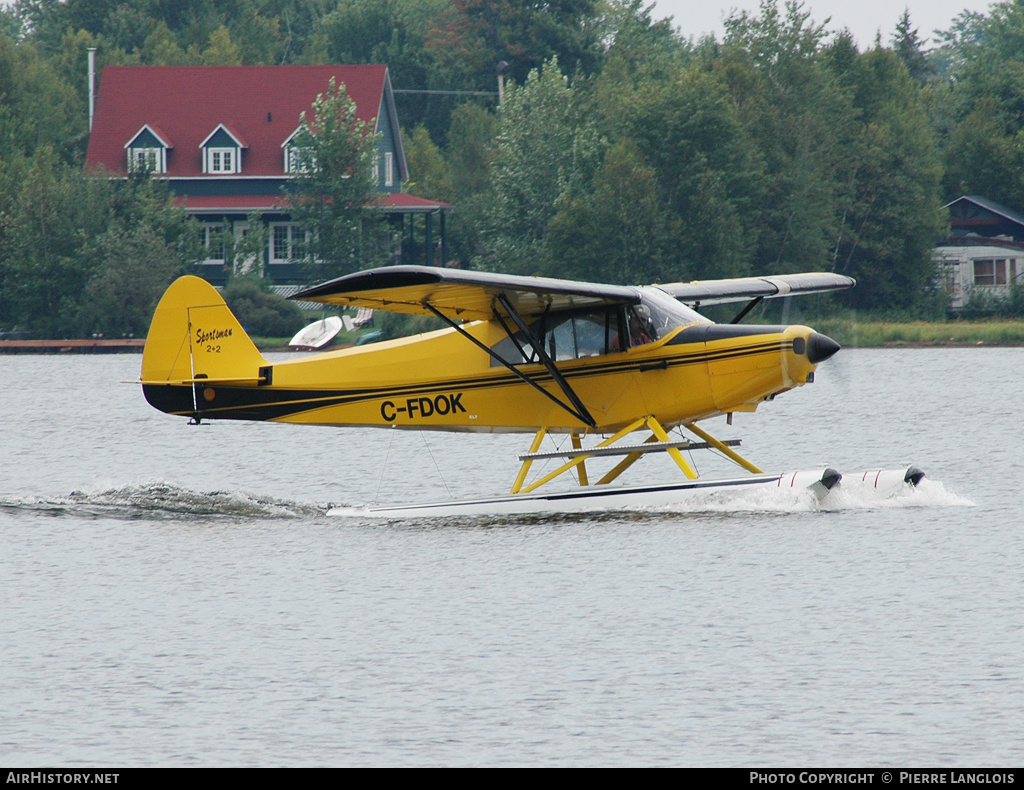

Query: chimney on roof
<box><xmin>87</xmin><ymin>48</ymin><xmax>96</xmax><ymax>132</ymax></box>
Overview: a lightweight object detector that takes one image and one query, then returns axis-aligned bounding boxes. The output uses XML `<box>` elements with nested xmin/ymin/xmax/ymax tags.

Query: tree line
<box><xmin>1</xmin><ymin>0</ymin><xmax>1023</xmax><ymax>338</ymax></box>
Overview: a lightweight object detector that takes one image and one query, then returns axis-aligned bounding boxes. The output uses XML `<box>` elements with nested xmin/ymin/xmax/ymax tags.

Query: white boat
<box><xmin>288</xmin><ymin>316</ymin><xmax>343</xmax><ymax>350</ymax></box>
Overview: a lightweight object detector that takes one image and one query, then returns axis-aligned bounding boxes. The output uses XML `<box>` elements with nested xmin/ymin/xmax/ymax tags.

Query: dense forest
<box><xmin>1</xmin><ymin>0</ymin><xmax>1023</xmax><ymax>338</ymax></box>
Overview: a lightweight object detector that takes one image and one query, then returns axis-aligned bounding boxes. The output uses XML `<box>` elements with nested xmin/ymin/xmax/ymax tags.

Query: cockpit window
<box><xmin>488</xmin><ymin>291</ymin><xmax>708</xmax><ymax>365</ymax></box>
<box><xmin>490</xmin><ymin>306</ymin><xmax>626</xmax><ymax>365</ymax></box>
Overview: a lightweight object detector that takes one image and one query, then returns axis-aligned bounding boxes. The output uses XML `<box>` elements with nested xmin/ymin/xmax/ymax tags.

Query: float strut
<box><xmin>646</xmin><ymin>416</ymin><xmax>698</xmax><ymax>479</ymax></box>
<box><xmin>511</xmin><ymin>417</ymin><xmax>745</xmax><ymax>495</ymax></box>
<box><xmin>572</xmin><ymin>431</ymin><xmax>589</xmax><ymax>486</ymax></box>
<box><xmin>511</xmin><ymin>428</ymin><xmax>547</xmax><ymax>494</ymax></box>
<box><xmin>517</xmin><ymin>418</ymin><xmax>647</xmax><ymax>495</ymax></box>
<box><xmin>684</xmin><ymin>421</ymin><xmax>762</xmax><ymax>474</ymax></box>
<box><xmin>596</xmin><ymin>434</ymin><xmax>661</xmax><ymax>485</ymax></box>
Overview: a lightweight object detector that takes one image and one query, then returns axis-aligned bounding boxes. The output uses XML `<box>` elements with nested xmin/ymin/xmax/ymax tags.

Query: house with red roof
<box><xmin>86</xmin><ymin>65</ymin><xmax>450</xmax><ymax>287</ymax></box>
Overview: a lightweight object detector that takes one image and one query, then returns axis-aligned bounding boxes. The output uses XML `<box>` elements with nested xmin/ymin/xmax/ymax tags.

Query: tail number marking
<box><xmin>381</xmin><ymin>393</ymin><xmax>466</xmax><ymax>422</ymax></box>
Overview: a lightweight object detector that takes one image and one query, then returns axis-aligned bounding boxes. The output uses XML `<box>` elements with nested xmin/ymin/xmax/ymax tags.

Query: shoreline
<box><xmin>0</xmin><ymin>338</ymin><xmax>146</xmax><ymax>354</ymax></box>
<box><xmin>6</xmin><ymin>321</ymin><xmax>1024</xmax><ymax>353</ymax></box>
<box><xmin>812</xmin><ymin>318</ymin><xmax>1024</xmax><ymax>348</ymax></box>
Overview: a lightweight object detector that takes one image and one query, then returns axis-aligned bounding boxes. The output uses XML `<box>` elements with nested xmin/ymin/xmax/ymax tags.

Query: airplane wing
<box><xmin>290</xmin><ymin>266</ymin><xmax>640</xmax><ymax>321</ymax></box>
<box><xmin>657</xmin><ymin>272</ymin><xmax>855</xmax><ymax>306</ymax></box>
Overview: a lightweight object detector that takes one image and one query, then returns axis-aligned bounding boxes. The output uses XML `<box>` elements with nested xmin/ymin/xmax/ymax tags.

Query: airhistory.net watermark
<box><xmin>6</xmin><ymin>775</ymin><xmax>118</xmax><ymax>784</ymax></box>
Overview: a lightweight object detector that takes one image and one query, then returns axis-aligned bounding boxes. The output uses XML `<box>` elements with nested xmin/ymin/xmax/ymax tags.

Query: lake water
<box><xmin>1</xmin><ymin>349</ymin><xmax>1021</xmax><ymax>766</ymax></box>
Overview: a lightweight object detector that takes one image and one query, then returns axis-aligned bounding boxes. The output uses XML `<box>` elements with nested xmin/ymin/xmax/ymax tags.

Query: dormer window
<box><xmin>285</xmin><ymin>146</ymin><xmax>313</xmax><ymax>173</ymax></box>
<box><xmin>207</xmin><ymin>148</ymin><xmax>237</xmax><ymax>173</ymax></box>
<box><xmin>130</xmin><ymin>148</ymin><xmax>162</xmax><ymax>173</ymax></box>
<box><xmin>124</xmin><ymin>124</ymin><xmax>171</xmax><ymax>174</ymax></box>
<box><xmin>200</xmin><ymin>124</ymin><xmax>246</xmax><ymax>175</ymax></box>
<box><xmin>282</xmin><ymin>125</ymin><xmax>314</xmax><ymax>173</ymax></box>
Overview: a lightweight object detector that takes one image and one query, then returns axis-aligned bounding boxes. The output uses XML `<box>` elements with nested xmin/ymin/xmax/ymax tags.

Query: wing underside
<box><xmin>291</xmin><ymin>266</ymin><xmax>640</xmax><ymax>321</ymax></box>
<box><xmin>292</xmin><ymin>266</ymin><xmax>855</xmax><ymax>317</ymax></box>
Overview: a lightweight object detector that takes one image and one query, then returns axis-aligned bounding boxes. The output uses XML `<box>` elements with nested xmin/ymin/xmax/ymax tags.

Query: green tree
<box><xmin>320</xmin><ymin>0</ymin><xmax>444</xmax><ymax>83</ymax></box>
<box><xmin>139</xmin><ymin>22</ymin><xmax>193</xmax><ymax>65</ymax></box>
<box><xmin>196</xmin><ymin>26</ymin><xmax>243</xmax><ymax>65</ymax></box>
<box><xmin>317</xmin><ymin>0</ymin><xmax>463</xmax><ymax>139</ymax></box>
<box><xmin>402</xmin><ymin>125</ymin><xmax>453</xmax><ymax>202</ymax></box>
<box><xmin>930</xmin><ymin>9</ymin><xmax>987</xmax><ymax>78</ymax></box>
<box><xmin>943</xmin><ymin>98</ymin><xmax>1024</xmax><ymax>210</ymax></box>
<box><xmin>834</xmin><ymin>47</ymin><xmax>945</xmax><ymax>310</ymax></box>
<box><xmin>284</xmin><ymin>78</ymin><xmax>389</xmax><ymax>280</ymax></box>
<box><xmin>627</xmin><ymin>64</ymin><xmax>765</xmax><ymax>278</ymax></box>
<box><xmin>425</xmin><ymin>0</ymin><xmax>602</xmax><ymax>91</ymax></box>
<box><xmin>440</xmin><ymin>101</ymin><xmax>498</xmax><ymax>265</ymax></box>
<box><xmin>0</xmin><ymin>150</ymin><xmax>198</xmax><ymax>337</ymax></box>
<box><xmin>591</xmin><ymin>0</ymin><xmax>691</xmax><ymax>140</ymax></box>
<box><xmin>223</xmin><ymin>2</ymin><xmax>285</xmax><ymax>64</ymax></box>
<box><xmin>0</xmin><ymin>148</ymin><xmax>111</xmax><ymax>335</ymax></box>
<box><xmin>596</xmin><ymin>0</ymin><xmax>688</xmax><ymax>78</ymax></box>
<box><xmin>892</xmin><ymin>9</ymin><xmax>932</xmax><ymax>84</ymax></box>
<box><xmin>720</xmin><ymin>1</ymin><xmax>853</xmax><ymax>276</ymax></box>
<box><xmin>221</xmin><ymin>276</ymin><xmax>306</xmax><ymax>337</ymax></box>
<box><xmin>546</xmin><ymin>139</ymin><xmax>680</xmax><ymax>283</ymax></box>
<box><xmin>478</xmin><ymin>58</ymin><xmax>602</xmax><ymax>275</ymax></box>
<box><xmin>446</xmin><ymin>101</ymin><xmax>497</xmax><ymax>200</ymax></box>
<box><xmin>0</xmin><ymin>33</ymin><xmax>84</xmax><ymax>163</ymax></box>
<box><xmin>102</xmin><ymin>2</ymin><xmax>158</xmax><ymax>53</ymax></box>
<box><xmin>227</xmin><ymin>213</ymin><xmax>270</xmax><ymax>276</ymax></box>
<box><xmin>84</xmin><ymin>222</ymin><xmax>193</xmax><ymax>337</ymax></box>
<box><xmin>0</xmin><ymin>3</ymin><xmax>26</xmax><ymax>40</ymax></box>
<box><xmin>933</xmin><ymin>1</ymin><xmax>1024</xmax><ymax>211</ymax></box>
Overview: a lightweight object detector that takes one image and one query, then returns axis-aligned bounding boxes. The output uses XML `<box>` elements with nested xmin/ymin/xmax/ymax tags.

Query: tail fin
<box><xmin>142</xmin><ymin>275</ymin><xmax>268</xmax><ymax>386</ymax></box>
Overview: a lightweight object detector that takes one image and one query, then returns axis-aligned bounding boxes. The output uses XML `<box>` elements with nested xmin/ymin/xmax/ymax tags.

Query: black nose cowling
<box><xmin>806</xmin><ymin>332</ymin><xmax>841</xmax><ymax>364</ymax></box>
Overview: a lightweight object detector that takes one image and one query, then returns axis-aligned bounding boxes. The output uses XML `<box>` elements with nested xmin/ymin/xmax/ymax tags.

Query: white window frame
<box><xmin>384</xmin><ymin>151</ymin><xmax>394</xmax><ymax>187</ymax></box>
<box><xmin>232</xmin><ymin>221</ymin><xmax>259</xmax><ymax>275</ymax></box>
<box><xmin>127</xmin><ymin>147</ymin><xmax>165</xmax><ymax>174</ymax></box>
<box><xmin>973</xmin><ymin>258</ymin><xmax>1017</xmax><ymax>286</ymax></box>
<box><xmin>204</xmin><ymin>147</ymin><xmax>240</xmax><ymax>174</ymax></box>
<box><xmin>198</xmin><ymin>223</ymin><xmax>227</xmax><ymax>263</ymax></box>
<box><xmin>268</xmin><ymin>222</ymin><xmax>310</xmax><ymax>263</ymax></box>
<box><xmin>284</xmin><ymin>145</ymin><xmax>314</xmax><ymax>174</ymax></box>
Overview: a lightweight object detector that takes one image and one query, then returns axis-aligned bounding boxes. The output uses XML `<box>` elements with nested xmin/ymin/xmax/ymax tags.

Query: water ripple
<box><xmin>0</xmin><ymin>482</ymin><xmax>329</xmax><ymax>521</ymax></box>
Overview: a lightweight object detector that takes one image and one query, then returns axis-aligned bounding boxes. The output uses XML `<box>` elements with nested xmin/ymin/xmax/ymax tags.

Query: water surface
<box><xmin>1</xmin><ymin>350</ymin><xmax>1020</xmax><ymax>766</ymax></box>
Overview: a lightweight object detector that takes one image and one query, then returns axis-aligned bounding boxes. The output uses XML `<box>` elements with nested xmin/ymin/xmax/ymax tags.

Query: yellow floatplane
<box><xmin>140</xmin><ymin>266</ymin><xmax>922</xmax><ymax>516</ymax></box>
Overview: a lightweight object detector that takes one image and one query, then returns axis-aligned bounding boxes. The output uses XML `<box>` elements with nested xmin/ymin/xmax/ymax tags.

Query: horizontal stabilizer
<box><xmin>139</xmin><ymin>375</ymin><xmax>268</xmax><ymax>386</ymax></box>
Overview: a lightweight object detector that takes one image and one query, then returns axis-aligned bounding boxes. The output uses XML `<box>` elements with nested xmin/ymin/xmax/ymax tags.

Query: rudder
<box><xmin>141</xmin><ymin>275</ymin><xmax>268</xmax><ymax>386</ymax></box>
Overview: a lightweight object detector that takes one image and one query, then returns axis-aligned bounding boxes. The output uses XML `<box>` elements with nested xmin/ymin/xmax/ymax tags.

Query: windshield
<box><xmin>634</xmin><ymin>287</ymin><xmax>711</xmax><ymax>341</ymax></box>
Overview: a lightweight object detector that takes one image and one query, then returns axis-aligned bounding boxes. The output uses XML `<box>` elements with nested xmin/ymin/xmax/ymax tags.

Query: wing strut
<box><xmin>495</xmin><ymin>293</ymin><xmax>596</xmax><ymax>428</ymax></box>
<box><xmin>422</xmin><ymin>301</ymin><xmax>596</xmax><ymax>428</ymax></box>
<box><xmin>730</xmin><ymin>296</ymin><xmax>764</xmax><ymax>324</ymax></box>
